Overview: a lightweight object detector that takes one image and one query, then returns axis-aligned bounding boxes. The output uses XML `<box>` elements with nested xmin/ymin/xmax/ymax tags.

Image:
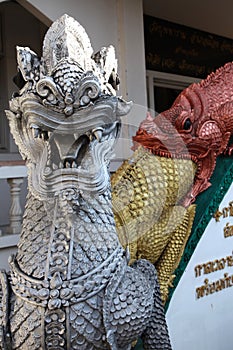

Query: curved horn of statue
<box><xmin>0</xmin><ymin>15</ymin><xmax>171</xmax><ymax>350</ymax></box>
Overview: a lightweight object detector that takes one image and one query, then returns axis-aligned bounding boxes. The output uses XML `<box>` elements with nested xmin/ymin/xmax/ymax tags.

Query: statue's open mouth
<box><xmin>28</xmin><ymin>120</ymin><xmax>120</xmax><ymax>198</ymax></box>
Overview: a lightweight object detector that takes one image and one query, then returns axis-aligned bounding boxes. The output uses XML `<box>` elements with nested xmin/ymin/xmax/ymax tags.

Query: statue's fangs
<box><xmin>0</xmin><ymin>14</ymin><xmax>172</xmax><ymax>350</ymax></box>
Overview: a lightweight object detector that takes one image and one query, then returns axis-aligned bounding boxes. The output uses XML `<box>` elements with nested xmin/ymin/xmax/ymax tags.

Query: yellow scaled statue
<box><xmin>112</xmin><ymin>60</ymin><xmax>233</xmax><ymax>303</ymax></box>
<box><xmin>112</xmin><ymin>145</ymin><xmax>196</xmax><ymax>304</ymax></box>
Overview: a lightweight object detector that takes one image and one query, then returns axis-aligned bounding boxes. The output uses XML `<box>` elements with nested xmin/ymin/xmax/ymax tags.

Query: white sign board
<box><xmin>166</xmin><ymin>182</ymin><xmax>233</xmax><ymax>350</ymax></box>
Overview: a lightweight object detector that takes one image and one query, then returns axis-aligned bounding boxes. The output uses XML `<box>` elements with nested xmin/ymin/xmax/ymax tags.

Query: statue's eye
<box><xmin>183</xmin><ymin>118</ymin><xmax>192</xmax><ymax>130</ymax></box>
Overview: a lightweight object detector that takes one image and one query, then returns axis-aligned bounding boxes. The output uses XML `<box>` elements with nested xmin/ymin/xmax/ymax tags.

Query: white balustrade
<box><xmin>0</xmin><ymin>161</ymin><xmax>27</xmax><ymax>235</ymax></box>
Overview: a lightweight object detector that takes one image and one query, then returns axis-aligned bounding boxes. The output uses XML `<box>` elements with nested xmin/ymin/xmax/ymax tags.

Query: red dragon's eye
<box><xmin>183</xmin><ymin>118</ymin><xmax>192</xmax><ymax>130</ymax></box>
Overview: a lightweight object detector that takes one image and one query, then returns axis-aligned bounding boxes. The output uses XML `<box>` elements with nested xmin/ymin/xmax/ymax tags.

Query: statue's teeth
<box><xmin>32</xmin><ymin>127</ymin><xmax>40</xmax><ymax>138</ymax></box>
<box><xmin>59</xmin><ymin>162</ymin><xmax>63</xmax><ymax>169</ymax></box>
<box><xmin>41</xmin><ymin>132</ymin><xmax>48</xmax><ymax>141</ymax></box>
<box><xmin>72</xmin><ymin>162</ymin><xmax>77</xmax><ymax>168</ymax></box>
<box><xmin>93</xmin><ymin>129</ymin><xmax>103</xmax><ymax>142</ymax></box>
<box><xmin>31</xmin><ymin>125</ymin><xmax>50</xmax><ymax>140</ymax></box>
<box><xmin>64</xmin><ymin>160</ymin><xmax>71</xmax><ymax>168</ymax></box>
<box><xmin>52</xmin><ymin>163</ymin><xmax>58</xmax><ymax>170</ymax></box>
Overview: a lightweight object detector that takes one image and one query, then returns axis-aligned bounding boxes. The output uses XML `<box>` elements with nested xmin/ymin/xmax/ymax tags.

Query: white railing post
<box><xmin>7</xmin><ymin>177</ymin><xmax>24</xmax><ymax>234</ymax></box>
<box><xmin>0</xmin><ymin>161</ymin><xmax>27</xmax><ymax>235</ymax></box>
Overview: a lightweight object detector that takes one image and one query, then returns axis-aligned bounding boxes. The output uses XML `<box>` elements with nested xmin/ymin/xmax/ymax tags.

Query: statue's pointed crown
<box><xmin>15</xmin><ymin>14</ymin><xmax>120</xmax><ymax>116</ymax></box>
<box><xmin>42</xmin><ymin>14</ymin><xmax>94</xmax><ymax>75</ymax></box>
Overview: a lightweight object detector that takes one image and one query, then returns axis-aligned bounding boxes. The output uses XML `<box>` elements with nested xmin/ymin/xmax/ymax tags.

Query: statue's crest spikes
<box><xmin>42</xmin><ymin>14</ymin><xmax>94</xmax><ymax>75</ymax></box>
<box><xmin>16</xmin><ymin>46</ymin><xmax>40</xmax><ymax>83</ymax></box>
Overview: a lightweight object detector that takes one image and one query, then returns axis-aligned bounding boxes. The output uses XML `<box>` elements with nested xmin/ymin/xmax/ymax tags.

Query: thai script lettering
<box><xmin>194</xmin><ymin>254</ymin><xmax>233</xmax><ymax>278</ymax></box>
<box><xmin>224</xmin><ymin>223</ymin><xmax>233</xmax><ymax>238</ymax></box>
<box><xmin>213</xmin><ymin>201</ymin><xmax>233</xmax><ymax>222</ymax></box>
<box><xmin>196</xmin><ymin>273</ymin><xmax>233</xmax><ymax>299</ymax></box>
<box><xmin>195</xmin><ymin>252</ymin><xmax>233</xmax><ymax>299</ymax></box>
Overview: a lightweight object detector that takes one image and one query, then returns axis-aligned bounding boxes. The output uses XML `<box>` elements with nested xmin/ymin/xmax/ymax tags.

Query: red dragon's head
<box><xmin>133</xmin><ymin>63</ymin><xmax>233</xmax><ymax>207</ymax></box>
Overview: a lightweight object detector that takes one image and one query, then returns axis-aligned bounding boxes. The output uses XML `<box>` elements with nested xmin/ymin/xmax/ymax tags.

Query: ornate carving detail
<box><xmin>44</xmin><ymin>307</ymin><xmax>66</xmax><ymax>350</ymax></box>
<box><xmin>36</xmin><ymin>67</ymin><xmax>102</xmax><ymax>115</ymax></box>
<box><xmin>9</xmin><ymin>247</ymin><xmax>124</xmax><ymax>307</ymax></box>
<box><xmin>0</xmin><ymin>271</ymin><xmax>11</xmax><ymax>349</ymax></box>
<box><xmin>1</xmin><ymin>14</ymin><xmax>171</xmax><ymax>350</ymax></box>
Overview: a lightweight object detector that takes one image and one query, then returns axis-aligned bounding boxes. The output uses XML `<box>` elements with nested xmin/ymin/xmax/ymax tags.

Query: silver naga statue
<box><xmin>0</xmin><ymin>15</ymin><xmax>171</xmax><ymax>350</ymax></box>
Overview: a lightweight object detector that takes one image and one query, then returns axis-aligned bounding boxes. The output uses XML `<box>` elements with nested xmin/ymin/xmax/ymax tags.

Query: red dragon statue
<box><xmin>112</xmin><ymin>62</ymin><xmax>233</xmax><ymax>303</ymax></box>
<box><xmin>133</xmin><ymin>62</ymin><xmax>233</xmax><ymax>207</ymax></box>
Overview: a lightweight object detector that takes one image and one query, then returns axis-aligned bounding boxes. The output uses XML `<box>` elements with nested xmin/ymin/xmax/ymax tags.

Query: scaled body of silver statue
<box><xmin>0</xmin><ymin>15</ymin><xmax>171</xmax><ymax>350</ymax></box>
